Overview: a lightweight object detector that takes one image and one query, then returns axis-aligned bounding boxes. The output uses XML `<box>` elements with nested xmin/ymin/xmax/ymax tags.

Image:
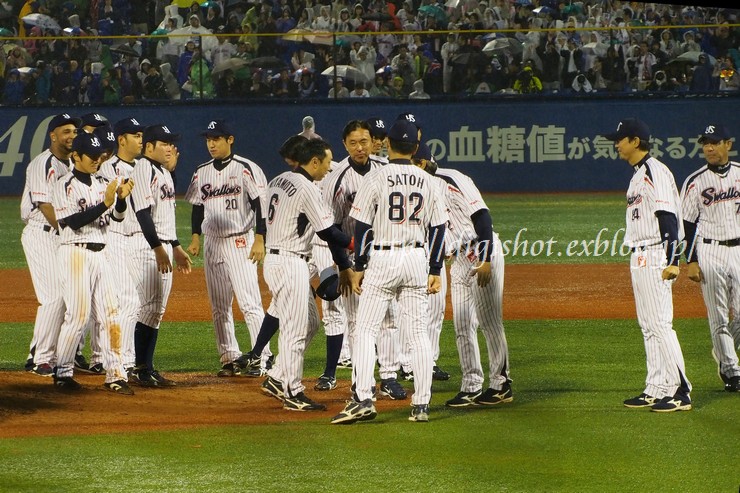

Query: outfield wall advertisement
<box><xmin>0</xmin><ymin>97</ymin><xmax>737</xmax><ymax>196</ymax></box>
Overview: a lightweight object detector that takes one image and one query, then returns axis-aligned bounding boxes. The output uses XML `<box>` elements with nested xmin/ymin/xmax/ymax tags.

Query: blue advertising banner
<box><xmin>1</xmin><ymin>96</ymin><xmax>737</xmax><ymax>196</ymax></box>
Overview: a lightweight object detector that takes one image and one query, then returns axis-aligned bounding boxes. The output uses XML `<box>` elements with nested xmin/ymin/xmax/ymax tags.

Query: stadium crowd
<box><xmin>0</xmin><ymin>0</ymin><xmax>738</xmax><ymax>104</ymax></box>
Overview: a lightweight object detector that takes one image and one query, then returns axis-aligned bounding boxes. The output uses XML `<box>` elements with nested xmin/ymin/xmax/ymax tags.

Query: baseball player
<box><xmin>79</xmin><ymin>112</ymin><xmax>109</xmax><ymax>134</ymax></box>
<box><xmin>322</xmin><ymin>120</ymin><xmax>407</xmax><ymax>401</ymax></box>
<box><xmin>129</xmin><ymin>124</ymin><xmax>192</xmax><ymax>387</ymax></box>
<box><xmin>332</xmin><ymin>120</ymin><xmax>448</xmax><ymax>424</ymax></box>
<box><xmin>51</xmin><ymin>131</ymin><xmax>135</xmax><ymax>394</ymax></box>
<box><xmin>367</xmin><ymin>117</ymin><xmax>389</xmax><ymax>162</ymax></box>
<box><xmin>680</xmin><ymin>124</ymin><xmax>740</xmax><ymax>392</ymax></box>
<box><xmin>604</xmin><ymin>118</ymin><xmax>692</xmax><ymax>412</ymax></box>
<box><xmin>185</xmin><ymin>119</ymin><xmax>271</xmax><ymax>377</ymax></box>
<box><xmin>261</xmin><ymin>138</ymin><xmax>355</xmax><ymax>411</ymax></box>
<box><xmin>412</xmin><ymin>144</ymin><xmax>513</xmax><ymax>407</ymax></box>
<box><xmin>20</xmin><ymin>113</ymin><xmax>80</xmax><ymax>377</ymax></box>
<box><xmin>96</xmin><ymin>117</ymin><xmax>147</xmax><ymax>375</ymax></box>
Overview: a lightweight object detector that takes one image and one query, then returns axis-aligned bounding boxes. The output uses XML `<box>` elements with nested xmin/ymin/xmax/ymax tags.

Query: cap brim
<box><xmin>698</xmin><ymin>136</ymin><xmax>723</xmax><ymax>144</ymax></box>
<box><xmin>200</xmin><ymin>131</ymin><xmax>230</xmax><ymax>137</ymax></box>
<box><xmin>602</xmin><ymin>132</ymin><xmax>621</xmax><ymax>141</ymax></box>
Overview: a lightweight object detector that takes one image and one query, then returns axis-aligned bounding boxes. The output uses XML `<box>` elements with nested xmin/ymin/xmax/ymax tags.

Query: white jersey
<box><xmin>624</xmin><ymin>156</ymin><xmax>684</xmax><ymax>248</ymax></box>
<box><xmin>265</xmin><ymin>169</ymin><xmax>334</xmax><ymax>257</ymax></box>
<box><xmin>311</xmin><ymin>160</ymin><xmax>340</xmax><ymax>247</ymax></box>
<box><xmin>53</xmin><ymin>171</ymin><xmax>119</xmax><ymax>245</ymax></box>
<box><xmin>435</xmin><ymin>167</ymin><xmax>487</xmax><ymax>251</ymax></box>
<box><xmin>97</xmin><ymin>155</ymin><xmax>141</xmax><ymax>235</ymax></box>
<box><xmin>323</xmin><ymin>156</ymin><xmax>385</xmax><ymax>236</ymax></box>
<box><xmin>350</xmin><ymin>162</ymin><xmax>448</xmax><ymax>246</ymax></box>
<box><xmin>184</xmin><ymin>154</ymin><xmax>267</xmax><ymax>237</ymax></box>
<box><xmin>130</xmin><ymin>157</ymin><xmax>178</xmax><ymax>242</ymax></box>
<box><xmin>20</xmin><ymin>149</ymin><xmax>71</xmax><ymax>225</ymax></box>
<box><xmin>680</xmin><ymin>161</ymin><xmax>740</xmax><ymax>240</ymax></box>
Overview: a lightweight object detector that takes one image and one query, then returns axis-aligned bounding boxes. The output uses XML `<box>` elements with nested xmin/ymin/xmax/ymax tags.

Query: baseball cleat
<box><xmin>54</xmin><ymin>376</ymin><xmax>82</xmax><ymax>391</ymax></box>
<box><xmin>217</xmin><ymin>362</ymin><xmax>241</xmax><ymax>377</ymax></box>
<box><xmin>86</xmin><ymin>363</ymin><xmax>105</xmax><ymax>375</ymax></box>
<box><xmin>475</xmin><ymin>384</ymin><xmax>513</xmax><ymax>405</ymax></box>
<box><xmin>24</xmin><ymin>357</ymin><xmax>34</xmax><ymax>372</ymax></box>
<box><xmin>103</xmin><ymin>380</ymin><xmax>135</xmax><ymax>395</ymax></box>
<box><xmin>623</xmin><ymin>393</ymin><xmax>658</xmax><ymax>408</ymax></box>
<box><xmin>445</xmin><ymin>390</ymin><xmax>482</xmax><ymax>407</ymax></box>
<box><xmin>725</xmin><ymin>376</ymin><xmax>740</xmax><ymax>392</ymax></box>
<box><xmin>74</xmin><ymin>353</ymin><xmax>90</xmax><ymax>372</ymax></box>
<box><xmin>314</xmin><ymin>374</ymin><xmax>337</xmax><ymax>391</ymax></box>
<box><xmin>409</xmin><ymin>404</ymin><xmax>430</xmax><ymax>422</ymax></box>
<box><xmin>265</xmin><ymin>354</ymin><xmax>275</xmax><ymax>370</ymax></box>
<box><xmin>432</xmin><ymin>365</ymin><xmax>450</xmax><ymax>381</ymax></box>
<box><xmin>30</xmin><ymin>363</ymin><xmax>54</xmax><ymax>378</ymax></box>
<box><xmin>149</xmin><ymin>370</ymin><xmax>177</xmax><ymax>387</ymax></box>
<box><xmin>380</xmin><ymin>378</ymin><xmax>408</xmax><ymax>400</ymax></box>
<box><xmin>337</xmin><ymin>358</ymin><xmax>353</xmax><ymax>369</ymax></box>
<box><xmin>283</xmin><ymin>392</ymin><xmax>326</xmax><ymax>411</ymax></box>
<box><xmin>261</xmin><ymin>376</ymin><xmax>284</xmax><ymax>400</ymax></box>
<box><xmin>651</xmin><ymin>393</ymin><xmax>692</xmax><ymax>413</ymax></box>
<box><xmin>331</xmin><ymin>399</ymin><xmax>377</xmax><ymax>424</ymax></box>
<box><xmin>351</xmin><ymin>382</ymin><xmax>377</xmax><ymax>402</ymax></box>
<box><xmin>399</xmin><ymin>367</ymin><xmax>414</xmax><ymax>381</ymax></box>
<box><xmin>235</xmin><ymin>350</ymin><xmax>262</xmax><ymax>372</ymax></box>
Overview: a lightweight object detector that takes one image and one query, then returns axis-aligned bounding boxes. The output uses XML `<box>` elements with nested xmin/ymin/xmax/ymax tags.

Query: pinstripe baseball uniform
<box><xmin>264</xmin><ymin>168</ymin><xmax>344</xmax><ymax>399</ymax></box>
<box><xmin>20</xmin><ymin>148</ymin><xmax>70</xmax><ymax>369</ymax></box>
<box><xmin>323</xmin><ymin>155</ymin><xmax>401</xmax><ymax>381</ymax></box>
<box><xmin>349</xmin><ymin>162</ymin><xmax>448</xmax><ymax>407</ymax></box>
<box><xmin>437</xmin><ymin>167</ymin><xmax>511</xmax><ymax>399</ymax></box>
<box><xmin>52</xmin><ymin>168</ymin><xmax>127</xmax><ymax>385</ymax></box>
<box><xmin>625</xmin><ymin>155</ymin><xmax>691</xmax><ymax>400</ymax></box>
<box><xmin>97</xmin><ymin>155</ymin><xmax>141</xmax><ymax>370</ymax></box>
<box><xmin>681</xmin><ymin>159</ymin><xmax>740</xmax><ymax>386</ymax></box>
<box><xmin>185</xmin><ymin>153</ymin><xmax>270</xmax><ymax>367</ymax></box>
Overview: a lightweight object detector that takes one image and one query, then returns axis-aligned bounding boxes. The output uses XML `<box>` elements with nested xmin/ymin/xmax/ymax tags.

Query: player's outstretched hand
<box><xmin>186</xmin><ymin>234</ymin><xmax>200</xmax><ymax>256</ymax></box>
<box><xmin>428</xmin><ymin>274</ymin><xmax>441</xmax><ymax>294</ymax></box>
<box><xmin>473</xmin><ymin>261</ymin><xmax>492</xmax><ymax>287</ymax></box>
<box><xmin>154</xmin><ymin>245</ymin><xmax>172</xmax><ymax>273</ymax></box>
<box><xmin>687</xmin><ymin>262</ymin><xmax>703</xmax><ymax>282</ymax></box>
<box><xmin>661</xmin><ymin>265</ymin><xmax>679</xmax><ymax>280</ymax></box>
<box><xmin>104</xmin><ymin>178</ymin><xmax>119</xmax><ymax>207</ymax></box>
<box><xmin>341</xmin><ymin>268</ymin><xmax>363</xmax><ymax>296</ymax></box>
<box><xmin>249</xmin><ymin>233</ymin><xmax>265</xmax><ymax>263</ymax></box>
<box><xmin>117</xmin><ymin>178</ymin><xmax>134</xmax><ymax>199</ymax></box>
<box><xmin>174</xmin><ymin>245</ymin><xmax>192</xmax><ymax>274</ymax></box>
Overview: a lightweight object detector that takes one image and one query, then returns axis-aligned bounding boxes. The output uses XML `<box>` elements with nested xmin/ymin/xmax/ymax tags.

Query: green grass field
<box><xmin>1</xmin><ymin>195</ymin><xmax>738</xmax><ymax>493</ymax></box>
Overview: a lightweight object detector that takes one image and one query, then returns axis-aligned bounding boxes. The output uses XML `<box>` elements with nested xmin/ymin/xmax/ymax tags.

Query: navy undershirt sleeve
<box><xmin>136</xmin><ymin>207</ymin><xmax>161</xmax><ymax>249</ymax></box>
<box><xmin>471</xmin><ymin>208</ymin><xmax>494</xmax><ymax>262</ymax></box>
<box><xmin>655</xmin><ymin>211</ymin><xmax>680</xmax><ymax>266</ymax></box>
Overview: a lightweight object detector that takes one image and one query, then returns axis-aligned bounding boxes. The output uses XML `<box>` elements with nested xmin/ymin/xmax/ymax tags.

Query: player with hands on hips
<box><xmin>129</xmin><ymin>124</ymin><xmax>192</xmax><ymax>388</ymax></box>
<box><xmin>185</xmin><ymin>119</ymin><xmax>272</xmax><ymax>377</ymax></box>
<box><xmin>680</xmin><ymin>124</ymin><xmax>740</xmax><ymax>392</ymax></box>
<box><xmin>604</xmin><ymin>118</ymin><xmax>692</xmax><ymax>412</ymax></box>
<box><xmin>51</xmin><ymin>131</ymin><xmax>135</xmax><ymax>394</ymax></box>
<box><xmin>261</xmin><ymin>139</ymin><xmax>357</xmax><ymax>412</ymax></box>
<box><xmin>332</xmin><ymin>120</ymin><xmax>448</xmax><ymax>424</ymax></box>
<box><xmin>411</xmin><ymin>144</ymin><xmax>513</xmax><ymax>408</ymax></box>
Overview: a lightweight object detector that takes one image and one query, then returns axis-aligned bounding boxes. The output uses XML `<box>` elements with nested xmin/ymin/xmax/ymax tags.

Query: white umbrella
<box><xmin>21</xmin><ymin>13</ymin><xmax>61</xmax><ymax>32</ymax></box>
<box><xmin>445</xmin><ymin>0</ymin><xmax>460</xmax><ymax>7</ymax></box>
<box><xmin>671</xmin><ymin>51</ymin><xmax>716</xmax><ymax>65</ymax></box>
<box><xmin>16</xmin><ymin>66</ymin><xmax>35</xmax><ymax>75</ymax></box>
<box><xmin>212</xmin><ymin>57</ymin><xmax>249</xmax><ymax>75</ymax></box>
<box><xmin>482</xmin><ymin>38</ymin><xmax>524</xmax><ymax>55</ymax></box>
<box><xmin>582</xmin><ymin>41</ymin><xmax>608</xmax><ymax>56</ymax></box>
<box><xmin>321</xmin><ymin>65</ymin><xmax>367</xmax><ymax>82</ymax></box>
<box><xmin>305</xmin><ymin>31</ymin><xmax>334</xmax><ymax>46</ymax></box>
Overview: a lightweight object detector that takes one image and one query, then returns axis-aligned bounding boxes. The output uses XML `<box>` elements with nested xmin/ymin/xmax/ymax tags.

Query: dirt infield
<box><xmin>0</xmin><ymin>264</ymin><xmax>706</xmax><ymax>438</ymax></box>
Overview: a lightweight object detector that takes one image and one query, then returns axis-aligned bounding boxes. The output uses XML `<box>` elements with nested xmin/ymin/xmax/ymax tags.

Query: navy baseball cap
<box><xmin>114</xmin><ymin>117</ymin><xmax>146</xmax><ymax>137</ymax></box>
<box><xmin>94</xmin><ymin>124</ymin><xmax>117</xmax><ymax>151</ymax></box>
<box><xmin>48</xmin><ymin>113</ymin><xmax>81</xmax><ymax>131</ymax></box>
<box><xmin>316</xmin><ymin>266</ymin><xmax>340</xmax><ymax>302</ymax></box>
<box><xmin>201</xmin><ymin>119</ymin><xmax>233</xmax><ymax>137</ymax></box>
<box><xmin>698</xmin><ymin>124</ymin><xmax>731</xmax><ymax>144</ymax></box>
<box><xmin>396</xmin><ymin>112</ymin><xmax>421</xmax><ymax>129</ymax></box>
<box><xmin>366</xmin><ymin>117</ymin><xmax>387</xmax><ymax>139</ymax></box>
<box><xmin>72</xmin><ymin>131</ymin><xmax>106</xmax><ymax>159</ymax></box>
<box><xmin>603</xmin><ymin>118</ymin><xmax>651</xmax><ymax>142</ymax></box>
<box><xmin>79</xmin><ymin>112</ymin><xmax>109</xmax><ymax>128</ymax></box>
<box><xmin>387</xmin><ymin>120</ymin><xmax>419</xmax><ymax>144</ymax></box>
<box><xmin>143</xmin><ymin>124</ymin><xmax>180</xmax><ymax>145</ymax></box>
<box><xmin>413</xmin><ymin>143</ymin><xmax>433</xmax><ymax>161</ymax></box>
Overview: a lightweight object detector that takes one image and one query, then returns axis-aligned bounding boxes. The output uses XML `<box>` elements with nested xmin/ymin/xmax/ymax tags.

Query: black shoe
<box><xmin>351</xmin><ymin>382</ymin><xmax>377</xmax><ymax>402</ymax></box>
<box><xmin>432</xmin><ymin>365</ymin><xmax>450</xmax><ymax>381</ymax></box>
<box><xmin>217</xmin><ymin>362</ymin><xmax>241</xmax><ymax>377</ymax></box>
<box><xmin>399</xmin><ymin>367</ymin><xmax>414</xmax><ymax>381</ymax></box>
<box><xmin>314</xmin><ymin>374</ymin><xmax>337</xmax><ymax>391</ymax></box>
<box><xmin>262</xmin><ymin>376</ymin><xmax>284</xmax><ymax>400</ymax></box>
<box><xmin>283</xmin><ymin>392</ymin><xmax>326</xmax><ymax>411</ymax></box>
<box><xmin>331</xmin><ymin>399</ymin><xmax>377</xmax><ymax>424</ymax></box>
<box><xmin>265</xmin><ymin>354</ymin><xmax>275</xmax><ymax>370</ymax></box>
<box><xmin>150</xmin><ymin>370</ymin><xmax>177</xmax><ymax>387</ymax></box>
<box><xmin>475</xmin><ymin>384</ymin><xmax>513</xmax><ymax>405</ymax></box>
<box><xmin>234</xmin><ymin>351</ymin><xmax>261</xmax><ymax>372</ymax></box>
<box><xmin>623</xmin><ymin>393</ymin><xmax>658</xmax><ymax>408</ymax></box>
<box><xmin>409</xmin><ymin>404</ymin><xmax>430</xmax><ymax>422</ymax></box>
<box><xmin>30</xmin><ymin>363</ymin><xmax>54</xmax><ymax>378</ymax></box>
<box><xmin>651</xmin><ymin>392</ymin><xmax>692</xmax><ymax>413</ymax></box>
<box><xmin>103</xmin><ymin>380</ymin><xmax>134</xmax><ymax>395</ymax></box>
<box><xmin>54</xmin><ymin>375</ymin><xmax>82</xmax><ymax>391</ymax></box>
<box><xmin>445</xmin><ymin>390</ymin><xmax>482</xmax><ymax>407</ymax></box>
<box><xmin>24</xmin><ymin>357</ymin><xmax>34</xmax><ymax>372</ymax></box>
<box><xmin>380</xmin><ymin>378</ymin><xmax>407</xmax><ymax>400</ymax></box>
<box><xmin>726</xmin><ymin>376</ymin><xmax>740</xmax><ymax>392</ymax></box>
<box><xmin>74</xmin><ymin>353</ymin><xmax>90</xmax><ymax>372</ymax></box>
<box><xmin>86</xmin><ymin>363</ymin><xmax>105</xmax><ymax>375</ymax></box>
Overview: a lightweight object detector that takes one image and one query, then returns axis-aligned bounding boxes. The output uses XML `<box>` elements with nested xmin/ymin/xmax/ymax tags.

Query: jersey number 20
<box><xmin>388</xmin><ymin>191</ymin><xmax>423</xmax><ymax>224</ymax></box>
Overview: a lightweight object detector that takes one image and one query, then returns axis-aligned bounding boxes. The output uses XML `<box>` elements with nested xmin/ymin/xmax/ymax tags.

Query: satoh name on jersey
<box><xmin>387</xmin><ymin>173</ymin><xmax>425</xmax><ymax>188</ymax></box>
<box><xmin>200</xmin><ymin>183</ymin><xmax>242</xmax><ymax>200</ymax></box>
<box><xmin>701</xmin><ymin>186</ymin><xmax>740</xmax><ymax>206</ymax></box>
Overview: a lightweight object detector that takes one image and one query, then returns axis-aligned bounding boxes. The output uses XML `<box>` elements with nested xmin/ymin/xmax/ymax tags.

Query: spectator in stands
<box><xmin>369</xmin><ymin>73</ymin><xmax>392</xmax><ymax>97</ymax></box>
<box><xmin>408</xmin><ymin>78</ymin><xmax>430</xmax><ymax>99</ymax></box>
<box><xmin>272</xmin><ymin>67</ymin><xmax>298</xmax><ymax>97</ymax></box>
<box><xmin>689</xmin><ymin>52</ymin><xmax>715</xmax><ymax>92</ymax></box>
<box><xmin>215</xmin><ymin>68</ymin><xmax>245</xmax><ymax>98</ymax></box>
<box><xmin>247</xmin><ymin>69</ymin><xmax>270</xmax><ymax>97</ymax></box>
<box><xmin>715</xmin><ymin>55</ymin><xmax>739</xmax><ymax>91</ymax></box>
<box><xmin>647</xmin><ymin>69</ymin><xmax>677</xmax><ymax>91</ymax></box>
<box><xmin>3</xmin><ymin>69</ymin><xmax>25</xmax><ymax>104</ymax></box>
<box><xmin>350</xmin><ymin>44</ymin><xmax>376</xmax><ymax>88</ymax></box>
<box><xmin>204</xmin><ymin>5</ymin><xmax>222</xmax><ymax>32</ymax></box>
<box><xmin>143</xmin><ymin>62</ymin><xmax>169</xmax><ymax>99</ymax></box>
<box><xmin>327</xmin><ymin>76</ymin><xmax>349</xmax><ymax>98</ymax></box>
<box><xmin>211</xmin><ymin>27</ymin><xmax>237</xmax><ymax>67</ymax></box>
<box><xmin>560</xmin><ymin>36</ymin><xmax>583</xmax><ymax>89</ymax></box>
<box><xmin>513</xmin><ymin>65</ymin><xmax>542</xmax><ymax>93</ymax></box>
<box><xmin>537</xmin><ymin>36</ymin><xmax>561</xmax><ymax>92</ymax></box>
<box><xmin>681</xmin><ymin>30</ymin><xmax>701</xmax><ymax>53</ymax></box>
<box><xmin>297</xmin><ymin>69</ymin><xmax>317</xmax><ymax>98</ymax></box>
<box><xmin>350</xmin><ymin>81</ymin><xmax>370</xmax><ymax>97</ymax></box>
<box><xmin>159</xmin><ymin>62</ymin><xmax>179</xmax><ymax>100</ymax></box>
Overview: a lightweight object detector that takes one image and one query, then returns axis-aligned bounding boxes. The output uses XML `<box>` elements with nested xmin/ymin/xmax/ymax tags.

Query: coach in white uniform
<box><xmin>129</xmin><ymin>124</ymin><xmax>192</xmax><ymax>387</ymax></box>
<box><xmin>97</xmin><ymin>117</ymin><xmax>147</xmax><ymax>375</ymax></box>
<box><xmin>604</xmin><ymin>118</ymin><xmax>692</xmax><ymax>412</ymax></box>
<box><xmin>52</xmin><ymin>131</ymin><xmax>134</xmax><ymax>394</ymax></box>
<box><xmin>260</xmin><ymin>139</ymin><xmax>355</xmax><ymax>411</ymax></box>
<box><xmin>20</xmin><ymin>114</ymin><xmax>80</xmax><ymax>377</ymax></box>
<box><xmin>185</xmin><ymin>120</ymin><xmax>271</xmax><ymax>377</ymax></box>
<box><xmin>681</xmin><ymin>124</ymin><xmax>740</xmax><ymax>392</ymax></box>
<box><xmin>332</xmin><ymin>120</ymin><xmax>448</xmax><ymax>424</ymax></box>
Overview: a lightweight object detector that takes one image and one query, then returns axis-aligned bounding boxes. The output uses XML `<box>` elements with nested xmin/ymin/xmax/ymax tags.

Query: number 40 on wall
<box><xmin>0</xmin><ymin>116</ymin><xmax>56</xmax><ymax>177</ymax></box>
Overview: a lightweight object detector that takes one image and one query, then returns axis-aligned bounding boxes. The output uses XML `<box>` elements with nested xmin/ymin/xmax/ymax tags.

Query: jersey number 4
<box><xmin>388</xmin><ymin>191</ymin><xmax>423</xmax><ymax>224</ymax></box>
